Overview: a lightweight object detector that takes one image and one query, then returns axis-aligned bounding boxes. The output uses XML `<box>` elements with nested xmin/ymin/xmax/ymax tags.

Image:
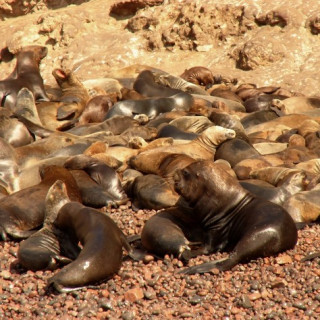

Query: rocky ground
<box><xmin>1</xmin><ymin>0</ymin><xmax>320</xmax><ymax>319</ymax></box>
<box><xmin>0</xmin><ymin>202</ymin><xmax>320</xmax><ymax>319</ymax></box>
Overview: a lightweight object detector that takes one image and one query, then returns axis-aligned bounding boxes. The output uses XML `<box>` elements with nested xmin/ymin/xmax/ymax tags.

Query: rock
<box><xmin>124</xmin><ymin>288</ymin><xmax>144</xmax><ymax>302</ymax></box>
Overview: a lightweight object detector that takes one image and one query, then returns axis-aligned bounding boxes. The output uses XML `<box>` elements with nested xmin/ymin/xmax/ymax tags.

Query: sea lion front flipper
<box><xmin>56</xmin><ymin>105</ymin><xmax>77</xmax><ymax>120</ymax></box>
<box><xmin>178</xmin><ymin>257</ymin><xmax>230</xmax><ymax>275</ymax></box>
<box><xmin>301</xmin><ymin>251</ymin><xmax>320</xmax><ymax>262</ymax></box>
<box><xmin>8</xmin><ymin>229</ymin><xmax>37</xmax><ymax>240</ymax></box>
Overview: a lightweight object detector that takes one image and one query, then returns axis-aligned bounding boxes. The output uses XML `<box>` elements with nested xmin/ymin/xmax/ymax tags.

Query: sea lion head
<box><xmin>173</xmin><ymin>160</ymin><xmax>245</xmax><ymax>212</ymax></box>
<box><xmin>200</xmin><ymin>126</ymin><xmax>236</xmax><ymax>149</ymax></box>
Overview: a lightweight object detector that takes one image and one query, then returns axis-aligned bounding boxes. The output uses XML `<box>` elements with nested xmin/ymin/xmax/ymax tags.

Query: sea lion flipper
<box><xmin>301</xmin><ymin>251</ymin><xmax>320</xmax><ymax>262</ymax></box>
<box><xmin>7</xmin><ymin>229</ymin><xmax>37</xmax><ymax>240</ymax></box>
<box><xmin>179</xmin><ymin>257</ymin><xmax>230</xmax><ymax>275</ymax></box>
<box><xmin>56</xmin><ymin>105</ymin><xmax>77</xmax><ymax>120</ymax></box>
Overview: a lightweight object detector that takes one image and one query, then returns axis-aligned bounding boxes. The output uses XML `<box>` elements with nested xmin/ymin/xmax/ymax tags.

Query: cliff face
<box><xmin>1</xmin><ymin>0</ymin><xmax>320</xmax><ymax>95</ymax></box>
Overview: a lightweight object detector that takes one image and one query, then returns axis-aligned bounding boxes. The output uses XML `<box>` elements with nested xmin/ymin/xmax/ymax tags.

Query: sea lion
<box><xmin>0</xmin><ymin>165</ymin><xmax>80</xmax><ymax>241</ymax></box>
<box><xmin>125</xmin><ymin>174</ymin><xmax>182</xmax><ymax>210</ymax></box>
<box><xmin>133</xmin><ymin>70</ymin><xmax>183</xmax><ymax>97</ymax></box>
<box><xmin>0</xmin><ymin>45</ymin><xmax>49</xmax><ymax>109</ymax></box>
<box><xmin>152</xmin><ymin>71</ymin><xmax>209</xmax><ymax>95</ymax></box>
<box><xmin>215</xmin><ymin>138</ymin><xmax>261</xmax><ymax>167</ymax></box>
<box><xmin>172</xmin><ymin>160</ymin><xmax>297</xmax><ymax>273</ymax></box>
<box><xmin>47</xmin><ymin>185</ymin><xmax>137</xmax><ymax>292</ymax></box>
<box><xmin>36</xmin><ymin>68</ymin><xmax>89</xmax><ymax>130</ymax></box>
<box><xmin>64</xmin><ymin>155</ymin><xmax>128</xmax><ymax>206</ymax></box>
<box><xmin>283</xmin><ymin>184</ymin><xmax>320</xmax><ymax>222</ymax></box>
<box><xmin>105</xmin><ymin>92</ymin><xmax>194</xmax><ymax>119</ymax></box>
<box><xmin>180</xmin><ymin>66</ymin><xmax>214</xmax><ymax>88</ymax></box>
<box><xmin>240</xmin><ymin>171</ymin><xmax>306</xmax><ymax>205</ymax></box>
<box><xmin>77</xmin><ymin>95</ymin><xmax>113</xmax><ymax>125</ymax></box>
<box><xmin>210</xmin><ymin>86</ymin><xmax>243</xmax><ymax>104</ymax></box>
<box><xmin>141</xmin><ymin>206</ymin><xmax>204</xmax><ymax>258</ymax></box>
<box><xmin>130</xmin><ymin>126</ymin><xmax>236</xmax><ymax>173</ymax></box>
<box><xmin>244</xmin><ymin>94</ymin><xmax>286</xmax><ymax>113</ymax></box>
<box><xmin>52</xmin><ymin>68</ymin><xmax>90</xmax><ymax>121</ymax></box>
<box><xmin>157</xmin><ymin>124</ymin><xmax>198</xmax><ymax>141</ymax></box>
<box><xmin>240</xmin><ymin>109</ymin><xmax>280</xmax><ymax>129</ymax></box>
<box><xmin>66</xmin><ymin>115</ymin><xmax>140</xmax><ymax>136</ymax></box>
<box><xmin>169</xmin><ymin>115</ymin><xmax>213</xmax><ymax>133</ymax></box>
<box><xmin>17</xmin><ymin>180</ymin><xmax>81</xmax><ymax>271</ymax></box>
<box><xmin>0</xmin><ymin>108</ymin><xmax>34</xmax><ymax>147</ymax></box>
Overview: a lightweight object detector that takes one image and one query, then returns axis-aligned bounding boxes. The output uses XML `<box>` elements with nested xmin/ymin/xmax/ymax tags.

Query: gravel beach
<box><xmin>1</xmin><ymin>202</ymin><xmax>319</xmax><ymax>319</ymax></box>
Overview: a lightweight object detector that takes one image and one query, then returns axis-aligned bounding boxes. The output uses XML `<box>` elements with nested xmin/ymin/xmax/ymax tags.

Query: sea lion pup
<box><xmin>133</xmin><ymin>70</ymin><xmax>183</xmax><ymax>97</ymax></box>
<box><xmin>180</xmin><ymin>66</ymin><xmax>214</xmax><ymax>88</ymax></box>
<box><xmin>125</xmin><ymin>174</ymin><xmax>183</xmax><ymax>210</ymax></box>
<box><xmin>130</xmin><ymin>126</ymin><xmax>236</xmax><ymax>173</ymax></box>
<box><xmin>77</xmin><ymin>95</ymin><xmax>114</xmax><ymax>125</ymax></box>
<box><xmin>64</xmin><ymin>154</ymin><xmax>128</xmax><ymax>206</ymax></box>
<box><xmin>0</xmin><ymin>45</ymin><xmax>49</xmax><ymax>109</ymax></box>
<box><xmin>52</xmin><ymin>68</ymin><xmax>90</xmax><ymax>121</ymax></box>
<box><xmin>105</xmin><ymin>92</ymin><xmax>194</xmax><ymax>120</ymax></box>
<box><xmin>0</xmin><ymin>165</ymin><xmax>80</xmax><ymax>241</ymax></box>
<box><xmin>47</xmin><ymin>182</ymin><xmax>139</xmax><ymax>293</ymax></box>
<box><xmin>172</xmin><ymin>160</ymin><xmax>297</xmax><ymax>273</ymax></box>
<box><xmin>17</xmin><ymin>180</ymin><xmax>81</xmax><ymax>271</ymax></box>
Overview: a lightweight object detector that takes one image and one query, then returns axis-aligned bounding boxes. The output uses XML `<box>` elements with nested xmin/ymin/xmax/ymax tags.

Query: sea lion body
<box><xmin>106</xmin><ymin>92</ymin><xmax>193</xmax><ymax>119</ymax></box>
<box><xmin>48</xmin><ymin>201</ymin><xmax>132</xmax><ymax>292</ymax></box>
<box><xmin>169</xmin><ymin>160</ymin><xmax>297</xmax><ymax>273</ymax></box>
<box><xmin>0</xmin><ymin>166</ymin><xmax>80</xmax><ymax>240</ymax></box>
<box><xmin>0</xmin><ymin>45</ymin><xmax>49</xmax><ymax>108</ymax></box>
<box><xmin>17</xmin><ymin>180</ymin><xmax>80</xmax><ymax>271</ymax></box>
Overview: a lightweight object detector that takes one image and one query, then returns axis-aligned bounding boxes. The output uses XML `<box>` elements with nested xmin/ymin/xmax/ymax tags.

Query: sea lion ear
<box><xmin>40</xmin><ymin>46</ymin><xmax>48</xmax><ymax>59</ymax></box>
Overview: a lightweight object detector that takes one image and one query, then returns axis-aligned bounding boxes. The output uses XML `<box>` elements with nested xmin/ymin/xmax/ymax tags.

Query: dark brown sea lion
<box><xmin>244</xmin><ymin>94</ymin><xmax>287</xmax><ymax>113</ymax></box>
<box><xmin>17</xmin><ymin>180</ymin><xmax>81</xmax><ymax>271</ymax></box>
<box><xmin>64</xmin><ymin>155</ymin><xmax>128</xmax><ymax>206</ymax></box>
<box><xmin>47</xmin><ymin>185</ymin><xmax>137</xmax><ymax>292</ymax></box>
<box><xmin>0</xmin><ymin>165</ymin><xmax>80</xmax><ymax>241</ymax></box>
<box><xmin>172</xmin><ymin>160</ymin><xmax>297</xmax><ymax>273</ymax></box>
<box><xmin>77</xmin><ymin>95</ymin><xmax>114</xmax><ymax>125</ymax></box>
<box><xmin>215</xmin><ymin>138</ymin><xmax>261</xmax><ymax>167</ymax></box>
<box><xmin>125</xmin><ymin>174</ymin><xmax>182</xmax><ymax>210</ymax></box>
<box><xmin>141</xmin><ymin>206</ymin><xmax>204</xmax><ymax>258</ymax></box>
<box><xmin>157</xmin><ymin>124</ymin><xmax>198</xmax><ymax>141</ymax></box>
<box><xmin>105</xmin><ymin>92</ymin><xmax>194</xmax><ymax>119</ymax></box>
<box><xmin>240</xmin><ymin>109</ymin><xmax>280</xmax><ymax>129</ymax></box>
<box><xmin>0</xmin><ymin>45</ymin><xmax>49</xmax><ymax>108</ymax></box>
<box><xmin>180</xmin><ymin>66</ymin><xmax>214</xmax><ymax>88</ymax></box>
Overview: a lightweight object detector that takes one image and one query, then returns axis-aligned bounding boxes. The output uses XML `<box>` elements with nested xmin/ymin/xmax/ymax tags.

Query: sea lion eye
<box><xmin>182</xmin><ymin>169</ymin><xmax>190</xmax><ymax>178</ymax></box>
